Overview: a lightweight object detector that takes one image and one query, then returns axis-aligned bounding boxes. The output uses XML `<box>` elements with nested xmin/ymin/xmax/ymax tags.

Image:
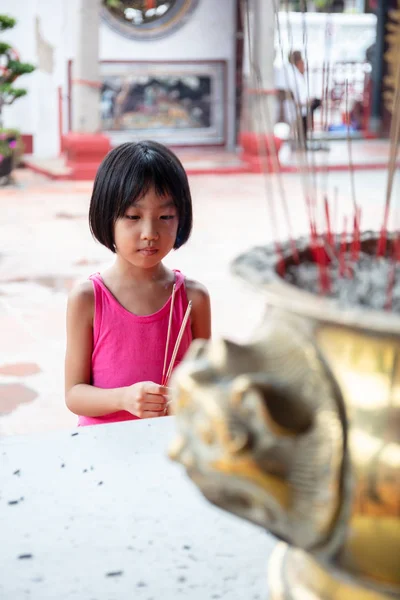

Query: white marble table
<box><xmin>0</xmin><ymin>417</ymin><xmax>276</xmax><ymax>599</ymax></box>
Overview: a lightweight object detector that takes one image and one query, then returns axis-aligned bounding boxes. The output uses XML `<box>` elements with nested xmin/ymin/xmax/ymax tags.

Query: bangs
<box><xmin>115</xmin><ymin>158</ymin><xmax>181</xmax><ymax>219</ymax></box>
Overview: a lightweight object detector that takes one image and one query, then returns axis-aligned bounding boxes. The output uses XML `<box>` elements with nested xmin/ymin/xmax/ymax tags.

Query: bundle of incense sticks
<box><xmin>161</xmin><ymin>286</ymin><xmax>192</xmax><ymax>387</ymax></box>
<box><xmin>246</xmin><ymin>0</ymin><xmax>400</xmax><ymax>308</ymax></box>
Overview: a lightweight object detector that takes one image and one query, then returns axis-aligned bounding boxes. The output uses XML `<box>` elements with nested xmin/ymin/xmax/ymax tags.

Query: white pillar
<box><xmin>72</xmin><ymin>0</ymin><xmax>101</xmax><ymax>132</ymax></box>
<box><xmin>243</xmin><ymin>0</ymin><xmax>276</xmax><ymax>135</ymax></box>
<box><xmin>253</xmin><ymin>0</ymin><xmax>275</xmax><ymax>94</ymax></box>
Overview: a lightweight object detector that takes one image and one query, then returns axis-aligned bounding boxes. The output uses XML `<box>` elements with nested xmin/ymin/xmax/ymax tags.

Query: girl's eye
<box><xmin>160</xmin><ymin>215</ymin><xmax>176</xmax><ymax>221</ymax></box>
<box><xmin>126</xmin><ymin>215</ymin><xmax>140</xmax><ymax>220</ymax></box>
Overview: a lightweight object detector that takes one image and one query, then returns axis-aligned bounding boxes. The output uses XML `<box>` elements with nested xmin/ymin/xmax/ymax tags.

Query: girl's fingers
<box><xmin>144</xmin><ymin>383</ymin><xmax>170</xmax><ymax>397</ymax></box>
<box><xmin>145</xmin><ymin>394</ymin><xmax>167</xmax><ymax>405</ymax></box>
<box><xmin>144</xmin><ymin>401</ymin><xmax>165</xmax><ymax>411</ymax></box>
<box><xmin>142</xmin><ymin>410</ymin><xmax>165</xmax><ymax>419</ymax></box>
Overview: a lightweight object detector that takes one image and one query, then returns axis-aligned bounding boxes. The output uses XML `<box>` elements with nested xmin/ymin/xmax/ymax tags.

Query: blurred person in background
<box><xmin>275</xmin><ymin>50</ymin><xmax>324</xmax><ymax>151</ymax></box>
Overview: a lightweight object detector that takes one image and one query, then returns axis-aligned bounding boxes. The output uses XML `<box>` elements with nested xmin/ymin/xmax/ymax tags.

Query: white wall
<box><xmin>1</xmin><ymin>0</ymin><xmax>237</xmax><ymax>157</ymax></box>
<box><xmin>0</xmin><ymin>0</ymin><xmax>79</xmax><ymax>157</ymax></box>
<box><xmin>100</xmin><ymin>0</ymin><xmax>237</xmax><ymax>148</ymax></box>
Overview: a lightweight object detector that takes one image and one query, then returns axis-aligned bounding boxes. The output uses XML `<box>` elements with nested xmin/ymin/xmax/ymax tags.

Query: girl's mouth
<box><xmin>138</xmin><ymin>248</ymin><xmax>159</xmax><ymax>256</ymax></box>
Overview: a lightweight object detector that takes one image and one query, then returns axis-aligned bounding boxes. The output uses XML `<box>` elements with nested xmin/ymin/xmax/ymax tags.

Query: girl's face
<box><xmin>114</xmin><ymin>186</ymin><xmax>179</xmax><ymax>268</ymax></box>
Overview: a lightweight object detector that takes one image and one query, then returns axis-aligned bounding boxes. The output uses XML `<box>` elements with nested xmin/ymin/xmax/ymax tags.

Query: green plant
<box><xmin>280</xmin><ymin>0</ymin><xmax>344</xmax><ymax>11</ymax></box>
<box><xmin>315</xmin><ymin>0</ymin><xmax>332</xmax><ymax>9</ymax></box>
<box><xmin>0</xmin><ymin>128</ymin><xmax>20</xmax><ymax>155</ymax></box>
<box><xmin>0</xmin><ymin>14</ymin><xmax>35</xmax><ymax>128</ymax></box>
<box><xmin>104</xmin><ymin>0</ymin><xmax>123</xmax><ymax>7</ymax></box>
<box><xmin>0</xmin><ymin>128</ymin><xmax>23</xmax><ymax>169</ymax></box>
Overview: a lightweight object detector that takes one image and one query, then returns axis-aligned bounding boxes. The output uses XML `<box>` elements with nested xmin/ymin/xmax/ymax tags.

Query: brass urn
<box><xmin>169</xmin><ymin>234</ymin><xmax>400</xmax><ymax>600</ymax></box>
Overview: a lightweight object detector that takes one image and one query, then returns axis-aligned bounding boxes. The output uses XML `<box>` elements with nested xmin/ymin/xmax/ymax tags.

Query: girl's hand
<box><xmin>122</xmin><ymin>382</ymin><xmax>168</xmax><ymax>418</ymax></box>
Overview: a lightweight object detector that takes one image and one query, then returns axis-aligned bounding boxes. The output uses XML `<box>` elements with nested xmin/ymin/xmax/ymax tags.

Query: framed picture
<box><xmin>99</xmin><ymin>60</ymin><xmax>227</xmax><ymax>146</ymax></box>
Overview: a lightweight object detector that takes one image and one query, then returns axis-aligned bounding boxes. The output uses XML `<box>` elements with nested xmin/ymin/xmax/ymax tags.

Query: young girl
<box><xmin>65</xmin><ymin>140</ymin><xmax>211</xmax><ymax>426</ymax></box>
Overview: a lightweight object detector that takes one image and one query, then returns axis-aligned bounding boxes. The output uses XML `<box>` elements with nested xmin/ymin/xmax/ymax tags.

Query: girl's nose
<box><xmin>140</xmin><ymin>221</ymin><xmax>159</xmax><ymax>241</ymax></box>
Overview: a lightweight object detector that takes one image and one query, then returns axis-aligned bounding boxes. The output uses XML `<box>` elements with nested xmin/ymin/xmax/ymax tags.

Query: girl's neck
<box><xmin>110</xmin><ymin>257</ymin><xmax>170</xmax><ymax>285</ymax></box>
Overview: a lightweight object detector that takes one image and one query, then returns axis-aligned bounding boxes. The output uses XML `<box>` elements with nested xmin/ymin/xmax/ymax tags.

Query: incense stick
<box><xmin>316</xmin><ymin>236</ymin><xmax>330</xmax><ymax>295</ymax></box>
<box><xmin>273</xmin><ymin>0</ymin><xmax>316</xmax><ymax>240</ymax></box>
<box><xmin>333</xmin><ymin>186</ymin><xmax>338</xmax><ymax>248</ymax></box>
<box><xmin>344</xmin><ymin>79</ymin><xmax>360</xmax><ymax>264</ymax></box>
<box><xmin>163</xmin><ymin>301</ymin><xmax>192</xmax><ymax>386</ymax></box>
<box><xmin>244</xmin><ymin>0</ymin><xmax>287</xmax><ymax>270</ymax></box>
<box><xmin>324</xmin><ymin>194</ymin><xmax>333</xmax><ymax>248</ymax></box>
<box><xmin>162</xmin><ymin>283</ymin><xmax>176</xmax><ymax>385</ymax></box>
<box><xmin>345</xmin><ymin>80</ymin><xmax>358</xmax><ymax>224</ymax></box>
<box><xmin>377</xmin><ymin>53</ymin><xmax>400</xmax><ymax>257</ymax></box>
<box><xmin>339</xmin><ymin>216</ymin><xmax>348</xmax><ymax>278</ymax></box>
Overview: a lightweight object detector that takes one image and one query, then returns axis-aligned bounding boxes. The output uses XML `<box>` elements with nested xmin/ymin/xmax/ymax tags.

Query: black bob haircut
<box><xmin>89</xmin><ymin>140</ymin><xmax>193</xmax><ymax>252</ymax></box>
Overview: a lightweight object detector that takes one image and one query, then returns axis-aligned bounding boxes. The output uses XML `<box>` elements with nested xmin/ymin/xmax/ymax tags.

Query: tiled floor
<box><xmin>0</xmin><ymin>165</ymin><xmax>399</xmax><ymax>435</ymax></box>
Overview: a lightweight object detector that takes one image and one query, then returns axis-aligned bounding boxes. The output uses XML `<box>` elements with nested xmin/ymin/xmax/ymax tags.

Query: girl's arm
<box><xmin>65</xmin><ymin>282</ymin><xmax>123</xmax><ymax>416</ymax></box>
<box><xmin>186</xmin><ymin>279</ymin><xmax>212</xmax><ymax>340</ymax></box>
<box><xmin>65</xmin><ymin>283</ymin><xmax>167</xmax><ymax>418</ymax></box>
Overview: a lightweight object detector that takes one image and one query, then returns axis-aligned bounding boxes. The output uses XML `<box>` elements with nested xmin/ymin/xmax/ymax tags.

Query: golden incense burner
<box><xmin>169</xmin><ymin>234</ymin><xmax>400</xmax><ymax>599</ymax></box>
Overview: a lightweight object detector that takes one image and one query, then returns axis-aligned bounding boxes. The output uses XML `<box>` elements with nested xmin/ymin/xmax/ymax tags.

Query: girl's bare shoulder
<box><xmin>184</xmin><ymin>277</ymin><xmax>210</xmax><ymax>306</ymax></box>
<box><xmin>67</xmin><ymin>280</ymin><xmax>95</xmax><ymax>319</ymax></box>
<box><xmin>184</xmin><ymin>278</ymin><xmax>211</xmax><ymax>339</ymax></box>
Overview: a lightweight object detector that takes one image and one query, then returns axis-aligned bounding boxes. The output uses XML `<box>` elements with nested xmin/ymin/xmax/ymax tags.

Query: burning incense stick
<box><xmin>162</xmin><ymin>283</ymin><xmax>176</xmax><ymax>385</ymax></box>
<box><xmin>163</xmin><ymin>301</ymin><xmax>192</xmax><ymax>386</ymax></box>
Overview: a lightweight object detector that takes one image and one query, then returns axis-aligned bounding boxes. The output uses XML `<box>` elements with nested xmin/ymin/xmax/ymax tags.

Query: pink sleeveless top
<box><xmin>78</xmin><ymin>270</ymin><xmax>192</xmax><ymax>426</ymax></box>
